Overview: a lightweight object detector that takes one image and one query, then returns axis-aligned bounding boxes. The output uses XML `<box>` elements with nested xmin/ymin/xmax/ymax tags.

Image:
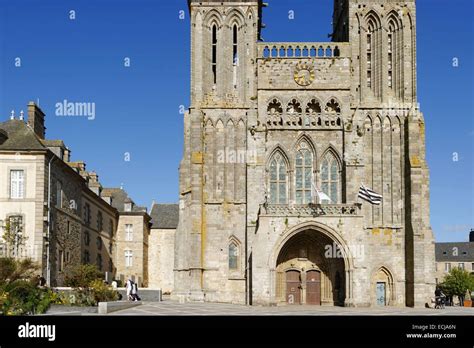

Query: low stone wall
<box><xmin>45</xmin><ymin>305</ymin><xmax>98</xmax><ymax>315</ymax></box>
<box><xmin>52</xmin><ymin>287</ymin><xmax>163</xmax><ymax>302</ymax></box>
<box><xmin>98</xmin><ymin>301</ymin><xmax>142</xmax><ymax>314</ymax></box>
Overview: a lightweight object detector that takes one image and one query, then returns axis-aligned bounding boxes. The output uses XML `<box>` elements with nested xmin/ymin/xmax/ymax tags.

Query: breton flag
<box><xmin>311</xmin><ymin>182</ymin><xmax>332</xmax><ymax>203</ymax></box>
<box><xmin>358</xmin><ymin>184</ymin><xmax>382</xmax><ymax>205</ymax></box>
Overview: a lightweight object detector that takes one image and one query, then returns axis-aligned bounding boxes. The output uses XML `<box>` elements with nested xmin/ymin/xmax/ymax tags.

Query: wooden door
<box><xmin>306</xmin><ymin>270</ymin><xmax>321</xmax><ymax>305</ymax></box>
<box><xmin>286</xmin><ymin>270</ymin><xmax>301</xmax><ymax>305</ymax></box>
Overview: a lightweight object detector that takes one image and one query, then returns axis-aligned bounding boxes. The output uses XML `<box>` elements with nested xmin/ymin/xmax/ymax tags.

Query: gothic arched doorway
<box><xmin>372</xmin><ymin>266</ymin><xmax>395</xmax><ymax>306</ymax></box>
<box><xmin>275</xmin><ymin>229</ymin><xmax>346</xmax><ymax>306</ymax></box>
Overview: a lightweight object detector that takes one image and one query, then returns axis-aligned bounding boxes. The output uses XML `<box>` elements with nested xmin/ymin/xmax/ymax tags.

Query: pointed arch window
<box><xmin>212</xmin><ymin>24</ymin><xmax>218</xmax><ymax>85</ymax></box>
<box><xmin>320</xmin><ymin>152</ymin><xmax>340</xmax><ymax>204</ymax></box>
<box><xmin>232</xmin><ymin>24</ymin><xmax>239</xmax><ymax>88</ymax></box>
<box><xmin>387</xmin><ymin>17</ymin><xmax>400</xmax><ymax>91</ymax></box>
<box><xmin>367</xmin><ymin>21</ymin><xmax>374</xmax><ymax>89</ymax></box>
<box><xmin>388</xmin><ymin>22</ymin><xmax>394</xmax><ymax>89</ymax></box>
<box><xmin>229</xmin><ymin>242</ymin><xmax>239</xmax><ymax>270</ymax></box>
<box><xmin>269</xmin><ymin>152</ymin><xmax>287</xmax><ymax>204</ymax></box>
<box><xmin>295</xmin><ymin>142</ymin><xmax>312</xmax><ymax>204</ymax></box>
<box><xmin>367</xmin><ymin>18</ymin><xmax>377</xmax><ymax>88</ymax></box>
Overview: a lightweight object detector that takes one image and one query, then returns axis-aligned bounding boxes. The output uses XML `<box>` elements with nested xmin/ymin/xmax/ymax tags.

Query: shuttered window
<box><xmin>10</xmin><ymin>170</ymin><xmax>25</xmax><ymax>199</ymax></box>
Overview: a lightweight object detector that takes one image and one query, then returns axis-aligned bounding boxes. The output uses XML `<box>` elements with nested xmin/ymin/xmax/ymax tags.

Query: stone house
<box><xmin>435</xmin><ymin>230</ymin><xmax>474</xmax><ymax>285</ymax></box>
<box><xmin>102</xmin><ymin>188</ymin><xmax>151</xmax><ymax>287</ymax></box>
<box><xmin>148</xmin><ymin>203</ymin><xmax>178</xmax><ymax>293</ymax></box>
<box><xmin>0</xmin><ymin>103</ymin><xmax>148</xmax><ymax>286</ymax></box>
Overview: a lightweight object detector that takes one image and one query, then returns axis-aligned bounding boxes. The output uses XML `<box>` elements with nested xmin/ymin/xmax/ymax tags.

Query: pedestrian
<box><xmin>126</xmin><ymin>279</ymin><xmax>133</xmax><ymax>301</ymax></box>
<box><xmin>131</xmin><ymin>281</ymin><xmax>140</xmax><ymax>301</ymax></box>
<box><xmin>459</xmin><ymin>293</ymin><xmax>465</xmax><ymax>307</ymax></box>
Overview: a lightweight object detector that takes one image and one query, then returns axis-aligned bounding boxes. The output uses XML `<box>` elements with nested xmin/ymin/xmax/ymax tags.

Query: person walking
<box><xmin>126</xmin><ymin>279</ymin><xmax>133</xmax><ymax>301</ymax></box>
<box><xmin>131</xmin><ymin>281</ymin><xmax>140</xmax><ymax>301</ymax></box>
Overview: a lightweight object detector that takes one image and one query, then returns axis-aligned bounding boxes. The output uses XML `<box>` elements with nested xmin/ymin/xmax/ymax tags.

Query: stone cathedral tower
<box><xmin>174</xmin><ymin>0</ymin><xmax>435</xmax><ymax>307</ymax></box>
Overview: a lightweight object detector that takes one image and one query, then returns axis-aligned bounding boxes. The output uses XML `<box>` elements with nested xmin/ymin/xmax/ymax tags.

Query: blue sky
<box><xmin>0</xmin><ymin>0</ymin><xmax>472</xmax><ymax>242</ymax></box>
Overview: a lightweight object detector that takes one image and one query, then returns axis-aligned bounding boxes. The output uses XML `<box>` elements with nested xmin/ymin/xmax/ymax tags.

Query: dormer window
<box><xmin>124</xmin><ymin>200</ymin><xmax>133</xmax><ymax>212</ymax></box>
<box><xmin>0</xmin><ymin>129</ymin><xmax>8</xmax><ymax>144</ymax></box>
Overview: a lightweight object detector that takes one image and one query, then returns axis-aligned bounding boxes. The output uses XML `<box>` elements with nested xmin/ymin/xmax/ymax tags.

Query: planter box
<box><xmin>463</xmin><ymin>300</ymin><xmax>472</xmax><ymax>307</ymax></box>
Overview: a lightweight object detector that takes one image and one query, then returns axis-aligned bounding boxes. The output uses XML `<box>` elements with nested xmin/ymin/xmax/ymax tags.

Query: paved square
<box><xmin>108</xmin><ymin>300</ymin><xmax>474</xmax><ymax>316</ymax></box>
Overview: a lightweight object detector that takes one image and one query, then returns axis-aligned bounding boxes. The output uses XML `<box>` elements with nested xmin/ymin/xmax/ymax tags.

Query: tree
<box><xmin>0</xmin><ymin>258</ymin><xmax>38</xmax><ymax>286</ymax></box>
<box><xmin>64</xmin><ymin>264</ymin><xmax>104</xmax><ymax>288</ymax></box>
<box><xmin>2</xmin><ymin>218</ymin><xmax>28</xmax><ymax>258</ymax></box>
<box><xmin>440</xmin><ymin>267</ymin><xmax>474</xmax><ymax>299</ymax></box>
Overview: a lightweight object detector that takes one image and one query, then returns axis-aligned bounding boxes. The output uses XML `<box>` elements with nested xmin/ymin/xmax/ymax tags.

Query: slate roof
<box><xmin>0</xmin><ymin>119</ymin><xmax>46</xmax><ymax>151</ymax></box>
<box><xmin>435</xmin><ymin>242</ymin><xmax>474</xmax><ymax>262</ymax></box>
<box><xmin>41</xmin><ymin>139</ymin><xmax>65</xmax><ymax>148</ymax></box>
<box><xmin>101</xmin><ymin>188</ymin><xmax>145</xmax><ymax>213</ymax></box>
<box><xmin>150</xmin><ymin>203</ymin><xmax>179</xmax><ymax>229</ymax></box>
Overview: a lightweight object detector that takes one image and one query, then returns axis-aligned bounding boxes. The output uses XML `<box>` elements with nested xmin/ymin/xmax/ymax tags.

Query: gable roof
<box><xmin>150</xmin><ymin>203</ymin><xmax>179</xmax><ymax>229</ymax></box>
<box><xmin>0</xmin><ymin>119</ymin><xmax>46</xmax><ymax>151</ymax></box>
<box><xmin>101</xmin><ymin>187</ymin><xmax>146</xmax><ymax>213</ymax></box>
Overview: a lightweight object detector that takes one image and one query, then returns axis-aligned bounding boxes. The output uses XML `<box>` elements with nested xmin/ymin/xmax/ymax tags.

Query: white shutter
<box><xmin>18</xmin><ymin>171</ymin><xmax>24</xmax><ymax>198</ymax></box>
<box><xmin>10</xmin><ymin>171</ymin><xmax>17</xmax><ymax>198</ymax></box>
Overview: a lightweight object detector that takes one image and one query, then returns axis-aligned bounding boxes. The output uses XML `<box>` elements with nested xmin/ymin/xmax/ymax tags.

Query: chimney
<box><xmin>27</xmin><ymin>102</ymin><xmax>46</xmax><ymax>139</ymax></box>
<box><xmin>64</xmin><ymin>147</ymin><xmax>71</xmax><ymax>162</ymax></box>
<box><xmin>470</xmin><ymin>229</ymin><xmax>474</xmax><ymax>242</ymax></box>
<box><xmin>89</xmin><ymin>171</ymin><xmax>99</xmax><ymax>183</ymax></box>
<box><xmin>88</xmin><ymin>171</ymin><xmax>102</xmax><ymax>196</ymax></box>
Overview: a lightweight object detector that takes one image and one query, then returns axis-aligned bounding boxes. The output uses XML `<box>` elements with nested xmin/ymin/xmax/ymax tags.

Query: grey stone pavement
<box><xmin>105</xmin><ymin>300</ymin><xmax>474</xmax><ymax>316</ymax></box>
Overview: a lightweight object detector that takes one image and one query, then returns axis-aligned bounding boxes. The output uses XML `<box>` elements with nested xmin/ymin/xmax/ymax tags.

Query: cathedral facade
<box><xmin>174</xmin><ymin>0</ymin><xmax>435</xmax><ymax>307</ymax></box>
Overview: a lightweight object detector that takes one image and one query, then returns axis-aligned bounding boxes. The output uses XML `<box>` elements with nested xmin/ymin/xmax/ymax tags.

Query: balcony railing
<box><xmin>257</xmin><ymin>42</ymin><xmax>351</xmax><ymax>59</ymax></box>
<box><xmin>262</xmin><ymin>203</ymin><xmax>361</xmax><ymax>217</ymax></box>
<box><xmin>266</xmin><ymin>113</ymin><xmax>343</xmax><ymax>129</ymax></box>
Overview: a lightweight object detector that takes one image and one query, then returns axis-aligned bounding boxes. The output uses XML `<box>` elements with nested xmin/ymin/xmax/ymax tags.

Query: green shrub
<box><xmin>1</xmin><ymin>280</ymin><xmax>52</xmax><ymax>315</ymax></box>
<box><xmin>0</xmin><ymin>257</ymin><xmax>38</xmax><ymax>285</ymax></box>
<box><xmin>89</xmin><ymin>280</ymin><xmax>119</xmax><ymax>303</ymax></box>
<box><xmin>64</xmin><ymin>264</ymin><xmax>104</xmax><ymax>288</ymax></box>
<box><xmin>65</xmin><ymin>282</ymin><xmax>118</xmax><ymax>307</ymax></box>
<box><xmin>0</xmin><ymin>258</ymin><xmax>52</xmax><ymax>316</ymax></box>
<box><xmin>113</xmin><ymin>279</ymin><xmax>124</xmax><ymax>287</ymax></box>
<box><xmin>71</xmin><ymin>289</ymin><xmax>97</xmax><ymax>307</ymax></box>
<box><xmin>62</xmin><ymin>264</ymin><xmax>118</xmax><ymax>306</ymax></box>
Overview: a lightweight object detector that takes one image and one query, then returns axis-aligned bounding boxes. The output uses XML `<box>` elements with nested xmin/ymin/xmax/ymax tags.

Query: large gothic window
<box><xmin>367</xmin><ymin>21</ymin><xmax>374</xmax><ymax>89</ymax></box>
<box><xmin>320</xmin><ymin>152</ymin><xmax>340</xmax><ymax>203</ymax></box>
<box><xmin>295</xmin><ymin>142</ymin><xmax>312</xmax><ymax>204</ymax></box>
<box><xmin>365</xmin><ymin>13</ymin><xmax>381</xmax><ymax>96</ymax></box>
<box><xmin>269</xmin><ymin>152</ymin><xmax>287</xmax><ymax>204</ymax></box>
<box><xmin>387</xmin><ymin>14</ymin><xmax>401</xmax><ymax>94</ymax></box>
<box><xmin>388</xmin><ymin>24</ymin><xmax>394</xmax><ymax>89</ymax></box>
